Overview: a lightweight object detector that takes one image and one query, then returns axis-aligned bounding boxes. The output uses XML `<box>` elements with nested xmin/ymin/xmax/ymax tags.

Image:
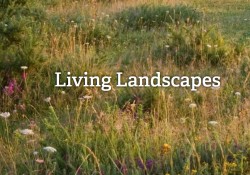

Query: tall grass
<box><xmin>0</xmin><ymin>0</ymin><xmax>250</xmax><ymax>174</ymax></box>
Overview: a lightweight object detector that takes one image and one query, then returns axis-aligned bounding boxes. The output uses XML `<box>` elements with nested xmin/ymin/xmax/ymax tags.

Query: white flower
<box><xmin>244</xmin><ymin>19</ymin><xmax>248</xmax><ymax>21</ymax></box>
<box><xmin>44</xmin><ymin>97</ymin><xmax>51</xmax><ymax>103</ymax></box>
<box><xmin>33</xmin><ymin>151</ymin><xmax>39</xmax><ymax>155</ymax></box>
<box><xmin>19</xmin><ymin>129</ymin><xmax>34</xmax><ymax>135</ymax></box>
<box><xmin>235</xmin><ymin>92</ymin><xmax>241</xmax><ymax>96</ymax></box>
<box><xmin>83</xmin><ymin>95</ymin><xmax>92</xmax><ymax>99</ymax></box>
<box><xmin>207</xmin><ymin>44</ymin><xmax>212</xmax><ymax>48</ymax></box>
<box><xmin>0</xmin><ymin>112</ymin><xmax>10</xmax><ymax>119</ymax></box>
<box><xmin>61</xmin><ymin>91</ymin><xmax>66</xmax><ymax>95</ymax></box>
<box><xmin>21</xmin><ymin>66</ymin><xmax>28</xmax><ymax>70</ymax></box>
<box><xmin>106</xmin><ymin>35</ymin><xmax>111</xmax><ymax>40</ymax></box>
<box><xmin>43</xmin><ymin>146</ymin><xmax>57</xmax><ymax>153</ymax></box>
<box><xmin>79</xmin><ymin>95</ymin><xmax>93</xmax><ymax>101</ymax></box>
<box><xmin>165</xmin><ymin>45</ymin><xmax>170</xmax><ymax>48</ymax></box>
<box><xmin>208</xmin><ymin>121</ymin><xmax>218</xmax><ymax>126</ymax></box>
<box><xmin>189</xmin><ymin>103</ymin><xmax>197</xmax><ymax>109</ymax></box>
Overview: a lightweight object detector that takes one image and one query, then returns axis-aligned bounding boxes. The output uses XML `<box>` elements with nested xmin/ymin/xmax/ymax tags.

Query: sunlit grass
<box><xmin>0</xmin><ymin>0</ymin><xmax>250</xmax><ymax>174</ymax></box>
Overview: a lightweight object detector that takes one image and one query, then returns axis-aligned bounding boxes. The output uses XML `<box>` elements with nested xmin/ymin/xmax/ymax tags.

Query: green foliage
<box><xmin>115</xmin><ymin>5</ymin><xmax>201</xmax><ymax>31</ymax></box>
<box><xmin>0</xmin><ymin>0</ymin><xmax>46</xmax><ymax>72</ymax></box>
<box><xmin>152</xmin><ymin>23</ymin><xmax>238</xmax><ymax>66</ymax></box>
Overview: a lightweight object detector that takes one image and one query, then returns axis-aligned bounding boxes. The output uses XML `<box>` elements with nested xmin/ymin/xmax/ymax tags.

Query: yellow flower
<box><xmin>226</xmin><ymin>162</ymin><xmax>237</xmax><ymax>168</ymax></box>
<box><xmin>162</xmin><ymin>143</ymin><xmax>171</xmax><ymax>154</ymax></box>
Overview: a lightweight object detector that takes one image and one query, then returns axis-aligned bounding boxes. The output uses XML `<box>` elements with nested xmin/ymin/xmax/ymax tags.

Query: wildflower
<box><xmin>4</xmin><ymin>23</ymin><xmax>8</xmax><ymax>27</ymax></box>
<box><xmin>61</xmin><ymin>90</ymin><xmax>66</xmax><ymax>95</ymax></box>
<box><xmin>136</xmin><ymin>158</ymin><xmax>145</xmax><ymax>170</ymax></box>
<box><xmin>208</xmin><ymin>121</ymin><xmax>218</xmax><ymax>126</ymax></box>
<box><xmin>244</xmin><ymin>19</ymin><xmax>248</xmax><ymax>21</ymax></box>
<box><xmin>19</xmin><ymin>129</ymin><xmax>34</xmax><ymax>135</ymax></box>
<box><xmin>0</xmin><ymin>112</ymin><xmax>10</xmax><ymax>119</ymax></box>
<box><xmin>145</xmin><ymin>159</ymin><xmax>154</xmax><ymax>170</ymax></box>
<box><xmin>43</xmin><ymin>146</ymin><xmax>57</xmax><ymax>153</ymax></box>
<box><xmin>165</xmin><ymin>45</ymin><xmax>170</xmax><ymax>48</ymax></box>
<box><xmin>206</xmin><ymin>44</ymin><xmax>212</xmax><ymax>48</ymax></box>
<box><xmin>44</xmin><ymin>97</ymin><xmax>51</xmax><ymax>103</ymax></box>
<box><xmin>226</xmin><ymin>162</ymin><xmax>237</xmax><ymax>168</ymax></box>
<box><xmin>21</xmin><ymin>66</ymin><xmax>28</xmax><ymax>70</ymax></box>
<box><xmin>162</xmin><ymin>143</ymin><xmax>171</xmax><ymax>154</ymax></box>
<box><xmin>33</xmin><ymin>151</ymin><xmax>39</xmax><ymax>155</ymax></box>
<box><xmin>189</xmin><ymin>103</ymin><xmax>197</xmax><ymax>109</ymax></box>
<box><xmin>35</xmin><ymin>159</ymin><xmax>44</xmax><ymax>164</ymax></box>
<box><xmin>235</xmin><ymin>92</ymin><xmax>241</xmax><ymax>96</ymax></box>
<box><xmin>3</xmin><ymin>79</ymin><xmax>18</xmax><ymax>96</ymax></box>
<box><xmin>106</xmin><ymin>35</ymin><xmax>111</xmax><ymax>40</ymax></box>
<box><xmin>83</xmin><ymin>95</ymin><xmax>92</xmax><ymax>99</ymax></box>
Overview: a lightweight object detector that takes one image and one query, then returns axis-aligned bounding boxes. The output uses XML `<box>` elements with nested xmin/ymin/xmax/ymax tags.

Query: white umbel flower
<box><xmin>44</xmin><ymin>97</ymin><xmax>51</xmax><ymax>103</ymax></box>
<box><xmin>21</xmin><ymin>66</ymin><xmax>28</xmax><ymax>70</ymax></box>
<box><xmin>19</xmin><ymin>129</ymin><xmax>34</xmax><ymax>135</ymax></box>
<box><xmin>43</xmin><ymin>146</ymin><xmax>57</xmax><ymax>153</ymax></box>
<box><xmin>208</xmin><ymin>121</ymin><xmax>218</xmax><ymax>126</ymax></box>
<box><xmin>235</xmin><ymin>92</ymin><xmax>241</xmax><ymax>96</ymax></box>
<box><xmin>189</xmin><ymin>103</ymin><xmax>197</xmax><ymax>109</ymax></box>
<box><xmin>0</xmin><ymin>112</ymin><xmax>10</xmax><ymax>119</ymax></box>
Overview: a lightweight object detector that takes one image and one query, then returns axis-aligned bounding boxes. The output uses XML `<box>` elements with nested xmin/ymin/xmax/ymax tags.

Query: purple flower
<box><xmin>3</xmin><ymin>79</ymin><xmax>17</xmax><ymax>96</ymax></box>
<box><xmin>136</xmin><ymin>158</ymin><xmax>154</xmax><ymax>170</ymax></box>
<box><xmin>145</xmin><ymin>159</ymin><xmax>154</xmax><ymax>170</ymax></box>
<box><xmin>136</xmin><ymin>158</ymin><xmax>145</xmax><ymax>170</ymax></box>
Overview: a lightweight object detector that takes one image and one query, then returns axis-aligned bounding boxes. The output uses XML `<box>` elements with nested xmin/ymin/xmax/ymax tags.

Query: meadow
<box><xmin>0</xmin><ymin>0</ymin><xmax>250</xmax><ymax>174</ymax></box>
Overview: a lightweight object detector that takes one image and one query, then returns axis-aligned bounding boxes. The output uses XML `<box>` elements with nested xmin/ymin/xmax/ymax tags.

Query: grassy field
<box><xmin>0</xmin><ymin>0</ymin><xmax>250</xmax><ymax>174</ymax></box>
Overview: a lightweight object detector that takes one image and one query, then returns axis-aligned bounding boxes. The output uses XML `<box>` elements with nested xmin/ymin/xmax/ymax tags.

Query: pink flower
<box><xmin>4</xmin><ymin>79</ymin><xmax>17</xmax><ymax>96</ymax></box>
<box><xmin>35</xmin><ymin>159</ymin><xmax>44</xmax><ymax>164</ymax></box>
